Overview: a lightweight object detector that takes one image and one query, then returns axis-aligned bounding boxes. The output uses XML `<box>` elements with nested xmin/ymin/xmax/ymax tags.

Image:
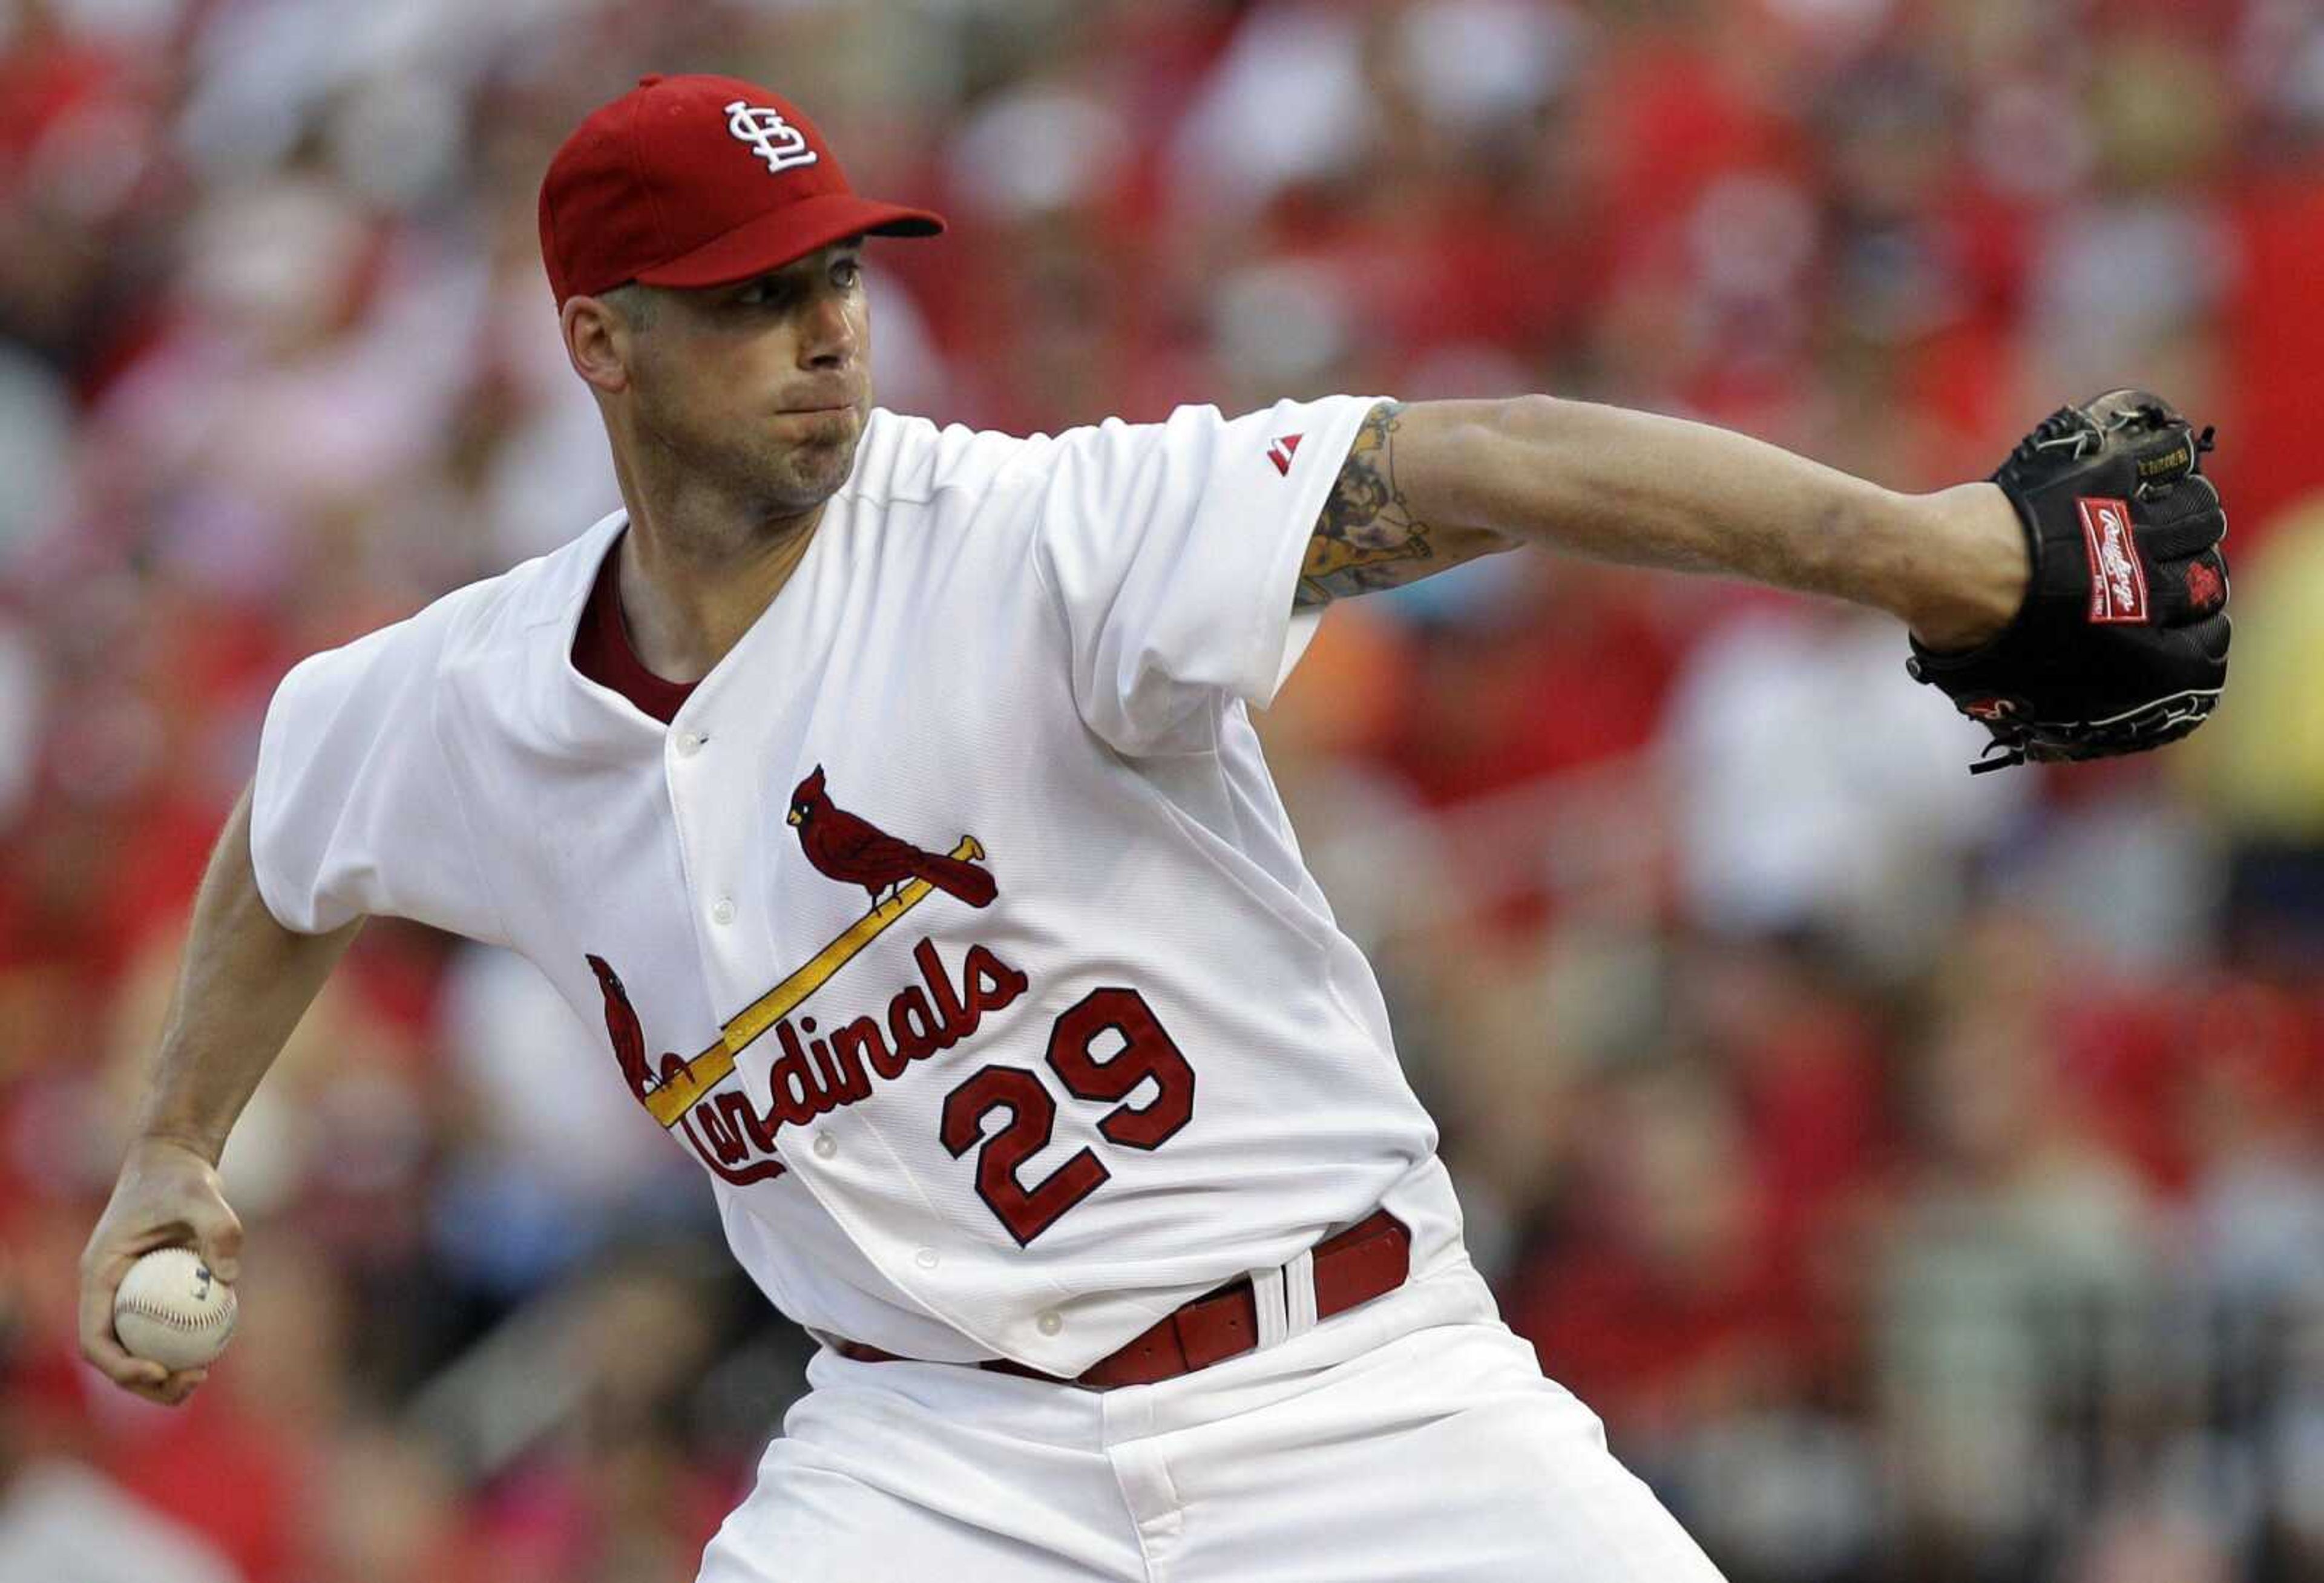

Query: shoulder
<box><xmin>841</xmin><ymin>398</ymin><xmax>1380</xmax><ymax>504</ymax></box>
<box><xmin>839</xmin><ymin>403</ymin><xmax>1284</xmax><ymax>505</ymax></box>
<box><xmin>1042</xmin><ymin>396</ymin><xmax>1386</xmax><ymax>474</ymax></box>
<box><xmin>449</xmin><ymin>508</ymin><xmax>625</xmax><ymax>652</ymax></box>
<box><xmin>282</xmin><ymin>511</ymin><xmax>623</xmax><ymax>697</ymax></box>
<box><xmin>838</xmin><ymin>408</ymin><xmax>1048</xmax><ymax>507</ymax></box>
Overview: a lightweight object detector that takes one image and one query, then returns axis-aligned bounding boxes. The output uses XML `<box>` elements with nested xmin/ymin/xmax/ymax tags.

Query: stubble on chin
<box><xmin>769</xmin><ymin>421</ymin><xmax>860</xmax><ymax>503</ymax></box>
<box><xmin>730</xmin><ymin>434</ymin><xmax>852</xmax><ymax>526</ymax></box>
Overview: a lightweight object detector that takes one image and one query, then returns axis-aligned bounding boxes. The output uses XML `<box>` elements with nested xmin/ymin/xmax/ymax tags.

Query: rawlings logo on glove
<box><xmin>2077</xmin><ymin>497</ymin><xmax>2148</xmax><ymax>623</ymax></box>
<box><xmin>1906</xmin><ymin>390</ymin><xmax>2231</xmax><ymax>773</ymax></box>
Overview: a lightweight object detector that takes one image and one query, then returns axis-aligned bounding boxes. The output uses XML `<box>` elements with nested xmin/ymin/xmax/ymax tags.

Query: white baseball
<box><xmin>113</xmin><ymin>1247</ymin><xmax>237</xmax><ymax>1372</ymax></box>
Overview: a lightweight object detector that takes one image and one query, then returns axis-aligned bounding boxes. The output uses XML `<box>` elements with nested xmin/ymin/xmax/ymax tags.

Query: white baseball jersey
<box><xmin>250</xmin><ymin>394</ymin><xmax>1469</xmax><ymax>1375</ymax></box>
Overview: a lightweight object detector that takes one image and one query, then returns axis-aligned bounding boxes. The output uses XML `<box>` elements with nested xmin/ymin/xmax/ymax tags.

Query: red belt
<box><xmin>835</xmin><ymin>1208</ymin><xmax>1411</xmax><ymax>1390</ymax></box>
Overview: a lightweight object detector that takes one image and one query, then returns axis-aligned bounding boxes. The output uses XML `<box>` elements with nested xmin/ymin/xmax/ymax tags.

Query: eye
<box><xmin>832</xmin><ymin>257</ymin><xmax>864</xmax><ymax>290</ymax></box>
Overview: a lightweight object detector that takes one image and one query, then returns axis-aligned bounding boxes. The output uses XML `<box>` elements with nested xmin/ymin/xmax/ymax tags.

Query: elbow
<box><xmin>1405</xmin><ymin>395</ymin><xmax>1574</xmax><ymax>548</ymax></box>
<box><xmin>1486</xmin><ymin>392</ymin><xmax>1573</xmax><ymax>446</ymax></box>
<box><xmin>1411</xmin><ymin>395</ymin><xmax>1569</xmax><ymax>465</ymax></box>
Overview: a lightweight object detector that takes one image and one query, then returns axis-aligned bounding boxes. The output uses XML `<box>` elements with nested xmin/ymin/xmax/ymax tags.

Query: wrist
<box><xmin>1903</xmin><ymin>483</ymin><xmax>2029</xmax><ymax>652</ymax></box>
<box><xmin>129</xmin><ymin>1130</ymin><xmax>226</xmax><ymax>1170</ymax></box>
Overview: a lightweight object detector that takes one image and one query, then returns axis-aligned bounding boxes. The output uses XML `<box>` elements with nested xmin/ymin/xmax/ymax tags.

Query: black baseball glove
<box><xmin>1906</xmin><ymin>389</ymin><xmax>2231</xmax><ymax>773</ymax></box>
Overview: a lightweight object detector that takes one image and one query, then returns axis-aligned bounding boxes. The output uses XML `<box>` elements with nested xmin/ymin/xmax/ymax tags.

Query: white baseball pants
<box><xmin>695</xmin><ymin>1257</ymin><xmax>1726</xmax><ymax>1582</ymax></box>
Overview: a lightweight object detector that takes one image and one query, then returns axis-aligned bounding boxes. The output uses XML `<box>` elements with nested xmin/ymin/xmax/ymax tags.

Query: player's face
<box><xmin>622</xmin><ymin>242</ymin><xmax>873</xmax><ymax>517</ymax></box>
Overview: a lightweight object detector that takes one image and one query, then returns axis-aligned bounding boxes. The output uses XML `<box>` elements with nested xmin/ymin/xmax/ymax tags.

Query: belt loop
<box><xmin>1250</xmin><ymin>1265</ymin><xmax>1289</xmax><ymax>1349</ymax></box>
<box><xmin>1284</xmin><ymin>1247</ymin><xmax>1319</xmax><ymax>1339</ymax></box>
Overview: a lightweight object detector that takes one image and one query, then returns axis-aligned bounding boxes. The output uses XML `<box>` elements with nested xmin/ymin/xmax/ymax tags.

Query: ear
<box><xmin>560</xmin><ymin>294</ymin><xmax>632</xmax><ymax>396</ymax></box>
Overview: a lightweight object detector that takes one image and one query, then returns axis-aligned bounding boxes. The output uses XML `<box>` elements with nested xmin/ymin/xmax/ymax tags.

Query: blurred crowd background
<box><xmin>2</xmin><ymin>0</ymin><xmax>2322</xmax><ymax>1579</ymax></box>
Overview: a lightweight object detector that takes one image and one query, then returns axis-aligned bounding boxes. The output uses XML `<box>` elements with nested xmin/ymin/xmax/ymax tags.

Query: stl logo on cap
<box><xmin>726</xmin><ymin>100</ymin><xmax>820</xmax><ymax>176</ymax></box>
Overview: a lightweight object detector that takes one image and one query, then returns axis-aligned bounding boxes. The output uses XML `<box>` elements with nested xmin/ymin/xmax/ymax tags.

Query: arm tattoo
<box><xmin>1294</xmin><ymin>401</ymin><xmax>1436</xmax><ymax>611</ymax></box>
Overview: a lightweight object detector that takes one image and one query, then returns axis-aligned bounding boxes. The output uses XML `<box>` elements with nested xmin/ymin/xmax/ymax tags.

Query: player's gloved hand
<box><xmin>77</xmin><ymin>1136</ymin><xmax>243</xmax><ymax>1406</ymax></box>
<box><xmin>1906</xmin><ymin>389</ymin><xmax>2231</xmax><ymax>772</ymax></box>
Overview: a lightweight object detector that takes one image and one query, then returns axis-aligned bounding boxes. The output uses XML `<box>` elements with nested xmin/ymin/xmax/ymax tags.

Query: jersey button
<box><xmin>913</xmin><ymin>1247</ymin><xmax>940</xmax><ymax>1271</ymax></box>
<box><xmin>1036</xmin><ymin>1310</ymin><xmax>1063</xmax><ymax>1337</ymax></box>
<box><xmin>675</xmin><ymin>730</ymin><xmax>705</xmax><ymax>757</ymax></box>
<box><xmin>711</xmin><ymin>897</ymin><xmax>736</xmax><ymax>926</ymax></box>
<box><xmin>812</xmin><ymin>1134</ymin><xmax>837</xmax><ymax>1159</ymax></box>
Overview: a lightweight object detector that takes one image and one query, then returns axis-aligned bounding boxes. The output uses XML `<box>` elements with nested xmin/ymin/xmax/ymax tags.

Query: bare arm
<box><xmin>1297</xmin><ymin>397</ymin><xmax>2027</xmax><ymax>650</ymax></box>
<box><xmin>78</xmin><ymin>782</ymin><xmax>361</xmax><ymax>1403</ymax></box>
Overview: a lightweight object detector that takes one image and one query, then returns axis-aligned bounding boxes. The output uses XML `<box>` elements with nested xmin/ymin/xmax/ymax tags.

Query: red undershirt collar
<box><xmin>571</xmin><ymin>532</ymin><xmax>698</xmax><ymax>726</ymax></box>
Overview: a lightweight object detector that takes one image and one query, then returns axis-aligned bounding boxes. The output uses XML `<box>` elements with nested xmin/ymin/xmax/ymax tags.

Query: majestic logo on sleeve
<box><xmin>587</xmin><ymin>769</ymin><xmax>1017</xmax><ymax>1185</ymax></box>
<box><xmin>725</xmin><ymin>100</ymin><xmax>820</xmax><ymax>175</ymax></box>
<box><xmin>2077</xmin><ymin>497</ymin><xmax>2150</xmax><ymax>624</ymax></box>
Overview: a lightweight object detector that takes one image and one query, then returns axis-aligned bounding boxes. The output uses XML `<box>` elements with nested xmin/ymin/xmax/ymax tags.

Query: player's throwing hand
<box><xmin>77</xmin><ymin>1136</ymin><xmax>245</xmax><ymax>1407</ymax></box>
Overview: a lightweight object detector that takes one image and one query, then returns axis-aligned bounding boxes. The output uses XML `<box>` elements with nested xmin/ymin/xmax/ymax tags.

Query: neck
<box><xmin>609</xmin><ymin>453</ymin><xmax>830</xmax><ymax>683</ymax></box>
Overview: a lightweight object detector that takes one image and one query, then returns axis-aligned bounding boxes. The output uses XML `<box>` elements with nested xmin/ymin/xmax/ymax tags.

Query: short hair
<box><xmin>599</xmin><ymin>281</ymin><xmax>658</xmax><ymax>330</ymax></box>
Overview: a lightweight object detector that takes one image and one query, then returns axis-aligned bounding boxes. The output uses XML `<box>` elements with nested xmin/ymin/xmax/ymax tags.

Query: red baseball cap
<box><xmin>539</xmin><ymin>73</ymin><xmax>945</xmax><ymax>306</ymax></box>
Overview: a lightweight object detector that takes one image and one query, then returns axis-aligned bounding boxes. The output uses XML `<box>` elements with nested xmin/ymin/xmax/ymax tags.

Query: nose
<box><xmin>797</xmin><ymin>284</ymin><xmax>859</xmax><ymax>372</ymax></box>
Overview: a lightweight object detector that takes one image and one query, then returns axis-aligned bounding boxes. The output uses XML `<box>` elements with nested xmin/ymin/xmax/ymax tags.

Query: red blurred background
<box><xmin>3</xmin><ymin>2</ymin><xmax>2322</xmax><ymax>1580</ymax></box>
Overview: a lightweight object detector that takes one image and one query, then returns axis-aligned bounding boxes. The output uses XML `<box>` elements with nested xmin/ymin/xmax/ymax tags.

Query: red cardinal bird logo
<box><xmin>586</xmin><ymin>952</ymin><xmax>691</xmax><ymax>1101</ymax></box>
<box><xmin>787</xmin><ymin>765</ymin><xmax>999</xmax><ymax>912</ymax></box>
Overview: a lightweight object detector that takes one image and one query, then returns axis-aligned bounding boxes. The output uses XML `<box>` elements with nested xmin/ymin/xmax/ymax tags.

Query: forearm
<box><xmin>1402</xmin><ymin>396</ymin><xmax>2027</xmax><ymax>647</ymax></box>
<box><xmin>133</xmin><ymin>783</ymin><xmax>362</xmax><ymax>1164</ymax></box>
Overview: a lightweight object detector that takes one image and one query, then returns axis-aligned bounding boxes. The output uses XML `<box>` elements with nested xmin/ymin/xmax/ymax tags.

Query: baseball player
<box><xmin>77</xmin><ymin>74</ymin><xmax>2231</xmax><ymax>1581</ymax></box>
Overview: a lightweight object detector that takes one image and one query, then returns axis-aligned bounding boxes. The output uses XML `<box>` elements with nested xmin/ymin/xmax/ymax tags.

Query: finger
<box><xmin>2136</xmin><ymin>612</ymin><xmax>2228</xmax><ymax>693</ymax></box>
<box><xmin>159</xmin><ymin>1369</ymin><xmax>209</xmax><ymax>1407</ymax></box>
<box><xmin>188</xmin><ymin>1204</ymin><xmax>244</xmax><ymax>1286</ymax></box>
<box><xmin>117</xmin><ymin>1365</ymin><xmax>197</xmax><ymax>1406</ymax></box>
<box><xmin>2193</xmin><ymin>609</ymin><xmax>2231</xmax><ymax>666</ymax></box>
<box><xmin>2134</xmin><ymin>475</ymin><xmax>2225</xmax><ymax>560</ymax></box>
<box><xmin>2142</xmin><ymin>470</ymin><xmax>2217</xmax><ymax>517</ymax></box>
<box><xmin>78</xmin><ymin>1254</ymin><xmax>168</xmax><ymax>1393</ymax></box>
<box><xmin>2153</xmin><ymin>548</ymin><xmax>2231</xmax><ymax>628</ymax></box>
